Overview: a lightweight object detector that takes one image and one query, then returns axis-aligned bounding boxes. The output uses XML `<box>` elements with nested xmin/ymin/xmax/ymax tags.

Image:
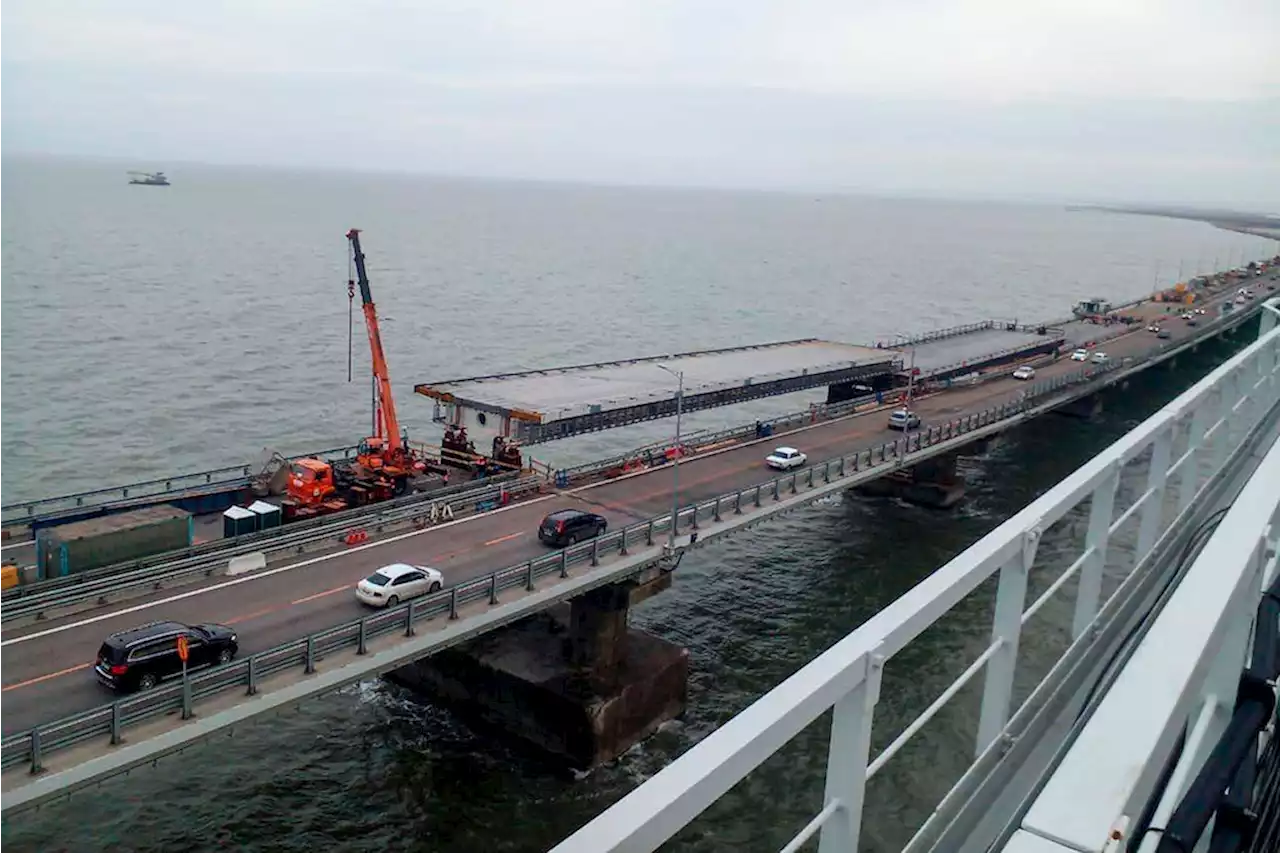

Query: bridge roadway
<box><xmin>0</xmin><ymin>289</ymin><xmax>1249</xmax><ymax>738</ymax></box>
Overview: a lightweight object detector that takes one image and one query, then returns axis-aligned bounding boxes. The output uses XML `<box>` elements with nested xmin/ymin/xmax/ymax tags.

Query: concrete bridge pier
<box><xmin>854</xmin><ymin>449</ymin><xmax>967</xmax><ymax>508</ymax></box>
<box><xmin>387</xmin><ymin>570</ymin><xmax>688</xmax><ymax>771</ymax></box>
<box><xmin>1054</xmin><ymin>392</ymin><xmax>1103</xmax><ymax>420</ymax></box>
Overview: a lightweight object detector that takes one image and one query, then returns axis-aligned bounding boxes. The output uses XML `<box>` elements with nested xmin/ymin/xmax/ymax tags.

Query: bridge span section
<box><xmin>0</xmin><ymin>290</ymin><xmax>1266</xmax><ymax>815</ymax></box>
<box><xmin>548</xmin><ymin>297</ymin><xmax>1280</xmax><ymax>853</ymax></box>
<box><xmin>415</xmin><ymin>338</ymin><xmax>901</xmax><ymax>443</ymax></box>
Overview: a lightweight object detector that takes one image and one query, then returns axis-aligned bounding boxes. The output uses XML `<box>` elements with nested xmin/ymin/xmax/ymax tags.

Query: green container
<box><xmin>38</xmin><ymin>505</ymin><xmax>194</xmax><ymax>578</ymax></box>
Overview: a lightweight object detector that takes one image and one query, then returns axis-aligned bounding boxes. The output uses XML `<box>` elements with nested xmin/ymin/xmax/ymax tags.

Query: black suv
<box><xmin>95</xmin><ymin>620</ymin><xmax>239</xmax><ymax>693</ymax></box>
<box><xmin>538</xmin><ymin>509</ymin><xmax>608</xmax><ymax>547</ymax></box>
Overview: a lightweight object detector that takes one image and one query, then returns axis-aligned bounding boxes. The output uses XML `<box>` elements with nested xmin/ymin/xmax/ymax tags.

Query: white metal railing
<box><xmin>1010</xmin><ymin>402</ymin><xmax>1280</xmax><ymax>853</ymax></box>
<box><xmin>551</xmin><ymin>299</ymin><xmax>1280</xmax><ymax>853</ymax></box>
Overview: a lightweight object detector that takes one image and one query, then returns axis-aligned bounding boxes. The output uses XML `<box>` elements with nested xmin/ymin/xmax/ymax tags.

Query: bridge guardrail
<box><xmin>0</xmin><ymin>444</ymin><xmax>364</xmax><ymax>526</ymax></box>
<box><xmin>546</xmin><ymin>298</ymin><xmax>1280</xmax><ymax>853</ymax></box>
<box><xmin>2</xmin><ymin>468</ymin><xmax>525</xmax><ymax>594</ymax></box>
<box><xmin>2</xmin><ymin>393</ymin><xmax>1042</xmax><ymax>774</ymax></box>
<box><xmin>554</xmin><ymin>389</ymin><xmax>890</xmax><ymax>482</ymax></box>
<box><xmin>4</xmin><ymin>310</ymin><xmax>1249</xmax><ymax>776</ymax></box>
<box><xmin>0</xmin><ymin>473</ymin><xmax>533</xmax><ymax>621</ymax></box>
<box><xmin>5</xmin><ymin>300</ymin><xmax>1257</xmax><ymax>618</ymax></box>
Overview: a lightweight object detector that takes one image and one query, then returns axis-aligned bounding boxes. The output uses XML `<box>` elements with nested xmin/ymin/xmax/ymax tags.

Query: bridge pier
<box><xmin>387</xmin><ymin>571</ymin><xmax>688</xmax><ymax>771</ymax></box>
<box><xmin>1054</xmin><ymin>392</ymin><xmax>1103</xmax><ymax>420</ymax></box>
<box><xmin>854</xmin><ymin>449</ymin><xmax>967</xmax><ymax>508</ymax></box>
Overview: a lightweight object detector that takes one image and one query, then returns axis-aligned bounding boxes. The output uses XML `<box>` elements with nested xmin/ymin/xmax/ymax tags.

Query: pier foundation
<box><xmin>388</xmin><ymin>571</ymin><xmax>687</xmax><ymax>771</ymax></box>
<box><xmin>855</xmin><ymin>450</ymin><xmax>966</xmax><ymax>508</ymax></box>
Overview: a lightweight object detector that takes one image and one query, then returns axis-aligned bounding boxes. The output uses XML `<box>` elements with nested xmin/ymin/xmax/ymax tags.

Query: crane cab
<box><xmin>283</xmin><ymin>458</ymin><xmax>340</xmax><ymax>516</ymax></box>
<box><xmin>357</xmin><ymin>437</ymin><xmax>387</xmax><ymax>470</ymax></box>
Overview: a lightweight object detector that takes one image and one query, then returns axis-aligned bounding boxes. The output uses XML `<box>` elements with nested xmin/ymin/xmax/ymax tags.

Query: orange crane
<box><xmin>281</xmin><ymin>230</ymin><xmax>426</xmax><ymax>520</ymax></box>
<box><xmin>346</xmin><ymin>227</ymin><xmax>419</xmax><ymax>475</ymax></box>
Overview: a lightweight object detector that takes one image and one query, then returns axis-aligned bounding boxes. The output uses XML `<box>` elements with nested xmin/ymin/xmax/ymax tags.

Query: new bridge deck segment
<box><xmin>416</xmin><ymin>337</ymin><xmax>900</xmax><ymax>443</ymax></box>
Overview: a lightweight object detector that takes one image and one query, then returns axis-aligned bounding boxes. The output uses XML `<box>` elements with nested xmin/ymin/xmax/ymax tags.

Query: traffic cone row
<box><xmin>343</xmin><ymin>529</ymin><xmax>369</xmax><ymax>545</ymax></box>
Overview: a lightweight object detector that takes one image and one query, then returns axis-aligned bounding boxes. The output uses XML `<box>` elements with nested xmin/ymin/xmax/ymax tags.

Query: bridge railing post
<box><xmin>817</xmin><ymin>653</ymin><xmax>883</xmax><ymax>853</ymax></box>
<box><xmin>304</xmin><ymin>635</ymin><xmax>316</xmax><ymax>673</ymax></box>
<box><xmin>247</xmin><ymin>656</ymin><xmax>259</xmax><ymax>694</ymax></box>
<box><xmin>181</xmin><ymin>670</ymin><xmax>193</xmax><ymax>720</ymax></box>
<box><xmin>489</xmin><ymin>573</ymin><xmax>499</xmax><ymax>604</ymax></box>
<box><xmin>1135</xmin><ymin>423</ymin><xmax>1175</xmax><ymax>557</ymax></box>
<box><xmin>975</xmin><ymin>528</ymin><xmax>1039</xmax><ymax>755</ymax></box>
<box><xmin>29</xmin><ymin>728</ymin><xmax>43</xmax><ymax>775</ymax></box>
<box><xmin>449</xmin><ymin>588</ymin><xmax>459</xmax><ymax>620</ymax></box>
<box><xmin>1179</xmin><ymin>394</ymin><xmax>1215</xmax><ymax>516</ymax></box>
<box><xmin>1074</xmin><ymin>467</ymin><xmax>1121</xmax><ymax>638</ymax></box>
<box><xmin>111</xmin><ymin>701</ymin><xmax>124</xmax><ymax>745</ymax></box>
<box><xmin>1211</xmin><ymin>377</ymin><xmax>1239</xmax><ymax>473</ymax></box>
<box><xmin>404</xmin><ymin>601</ymin><xmax>417</xmax><ymax>637</ymax></box>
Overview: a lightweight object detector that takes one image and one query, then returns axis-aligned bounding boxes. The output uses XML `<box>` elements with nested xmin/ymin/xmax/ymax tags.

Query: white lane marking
<box><xmin>0</xmin><ymin>492</ymin><xmax>557</xmax><ymax>648</ymax></box>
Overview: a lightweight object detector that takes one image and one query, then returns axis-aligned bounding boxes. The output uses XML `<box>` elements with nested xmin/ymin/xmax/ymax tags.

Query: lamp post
<box><xmin>656</xmin><ymin>363</ymin><xmax>684</xmax><ymax>552</ymax></box>
<box><xmin>905</xmin><ymin>346</ymin><xmax>918</xmax><ymax>407</ymax></box>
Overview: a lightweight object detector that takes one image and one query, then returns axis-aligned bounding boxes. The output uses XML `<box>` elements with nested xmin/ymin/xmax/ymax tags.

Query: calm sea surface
<box><xmin>1</xmin><ymin>156</ymin><xmax>1273</xmax><ymax>852</ymax></box>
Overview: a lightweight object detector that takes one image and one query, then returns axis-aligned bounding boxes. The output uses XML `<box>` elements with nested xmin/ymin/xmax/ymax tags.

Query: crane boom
<box><xmin>345</xmin><ymin>228</ymin><xmax>403</xmax><ymax>456</ymax></box>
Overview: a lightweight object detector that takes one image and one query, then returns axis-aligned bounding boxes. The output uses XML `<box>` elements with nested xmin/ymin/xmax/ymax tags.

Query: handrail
<box><xmin>2</xmin><ymin>304</ymin><xmax>1268</xmax><ymax>776</ymax></box>
<box><xmin>0</xmin><ymin>389</ymin><xmax>1076</xmax><ymax>774</ymax></box>
<box><xmin>0</xmin><ymin>444</ymin><xmax>362</xmax><ymax>524</ymax></box>
<box><xmin>4</xmin><ymin>300</ymin><xmax>1261</xmax><ymax>617</ymax></box>
<box><xmin>547</xmin><ymin>302</ymin><xmax>1280</xmax><ymax>853</ymax></box>
<box><xmin>0</xmin><ymin>474</ymin><xmax>528</xmax><ymax>619</ymax></box>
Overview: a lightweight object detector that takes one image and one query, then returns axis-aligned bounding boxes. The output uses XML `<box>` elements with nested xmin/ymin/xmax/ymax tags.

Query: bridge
<box><xmin>0</xmin><ymin>284</ymin><xmax>1271</xmax><ymax>817</ymax></box>
<box><xmin>551</xmin><ymin>298</ymin><xmax>1280</xmax><ymax>852</ymax></box>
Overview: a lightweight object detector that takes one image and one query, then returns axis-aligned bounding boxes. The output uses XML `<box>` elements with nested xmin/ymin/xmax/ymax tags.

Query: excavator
<box><xmin>282</xmin><ymin>229</ymin><xmax>428</xmax><ymax>520</ymax></box>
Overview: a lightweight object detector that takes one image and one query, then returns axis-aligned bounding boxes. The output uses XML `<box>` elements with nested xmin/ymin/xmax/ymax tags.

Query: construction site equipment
<box><xmin>282</xmin><ymin>230</ymin><xmax>428</xmax><ymax>521</ymax></box>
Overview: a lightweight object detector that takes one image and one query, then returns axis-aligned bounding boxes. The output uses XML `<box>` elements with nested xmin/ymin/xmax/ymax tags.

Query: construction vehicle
<box><xmin>281</xmin><ymin>229</ymin><xmax>428</xmax><ymax>521</ymax></box>
<box><xmin>1072</xmin><ymin>298</ymin><xmax>1112</xmax><ymax>320</ymax></box>
<box><xmin>440</xmin><ymin>425</ymin><xmax>524</xmax><ymax>477</ymax></box>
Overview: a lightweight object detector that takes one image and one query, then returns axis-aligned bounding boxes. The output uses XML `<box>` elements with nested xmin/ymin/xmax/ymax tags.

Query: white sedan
<box><xmin>765</xmin><ymin>446</ymin><xmax>808</xmax><ymax>470</ymax></box>
<box><xmin>1070</xmin><ymin>349</ymin><xmax>1089</xmax><ymax>362</ymax></box>
<box><xmin>356</xmin><ymin>563</ymin><xmax>444</xmax><ymax>608</ymax></box>
<box><xmin>1012</xmin><ymin>365</ymin><xmax>1035</xmax><ymax>380</ymax></box>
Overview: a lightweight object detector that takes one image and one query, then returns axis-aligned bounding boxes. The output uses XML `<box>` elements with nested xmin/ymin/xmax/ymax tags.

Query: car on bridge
<box><xmin>95</xmin><ymin>620</ymin><xmax>238</xmax><ymax>693</ymax></box>
<box><xmin>1092</xmin><ymin>351</ymin><xmax>1111</xmax><ymax>364</ymax></box>
<box><xmin>1012</xmin><ymin>365</ymin><xmax>1035</xmax><ymax>380</ymax></box>
<box><xmin>765</xmin><ymin>446</ymin><xmax>808</xmax><ymax>470</ymax></box>
<box><xmin>355</xmin><ymin>563</ymin><xmax>444</xmax><ymax>608</ymax></box>
<box><xmin>538</xmin><ymin>509</ymin><xmax>608</xmax><ymax>547</ymax></box>
<box><xmin>1070</xmin><ymin>349</ymin><xmax>1089</xmax><ymax>362</ymax></box>
<box><xmin>888</xmin><ymin>409</ymin><xmax>922</xmax><ymax>431</ymax></box>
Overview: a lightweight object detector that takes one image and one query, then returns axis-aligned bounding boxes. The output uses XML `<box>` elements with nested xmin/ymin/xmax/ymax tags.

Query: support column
<box><xmin>387</xmin><ymin>573</ymin><xmax>688</xmax><ymax>771</ymax></box>
<box><xmin>854</xmin><ymin>449</ymin><xmax>967</xmax><ymax>508</ymax></box>
<box><xmin>1054</xmin><ymin>392</ymin><xmax>1103</xmax><ymax>420</ymax></box>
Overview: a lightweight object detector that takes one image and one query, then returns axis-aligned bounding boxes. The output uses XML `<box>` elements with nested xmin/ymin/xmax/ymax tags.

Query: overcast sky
<box><xmin>4</xmin><ymin>1</ymin><xmax>1278</xmax><ymax>207</ymax></box>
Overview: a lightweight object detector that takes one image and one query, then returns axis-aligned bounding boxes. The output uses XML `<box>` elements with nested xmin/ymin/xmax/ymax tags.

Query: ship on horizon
<box><xmin>128</xmin><ymin>171</ymin><xmax>170</xmax><ymax>186</ymax></box>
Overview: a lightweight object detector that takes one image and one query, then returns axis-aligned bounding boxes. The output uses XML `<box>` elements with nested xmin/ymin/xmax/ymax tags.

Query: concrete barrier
<box><xmin>226</xmin><ymin>552</ymin><xmax>267</xmax><ymax>577</ymax></box>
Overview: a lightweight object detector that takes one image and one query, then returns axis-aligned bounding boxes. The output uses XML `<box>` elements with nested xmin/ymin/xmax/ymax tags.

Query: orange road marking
<box><xmin>484</xmin><ymin>532</ymin><xmax>523</xmax><ymax>546</ymax></box>
<box><xmin>291</xmin><ymin>585</ymin><xmax>350</xmax><ymax>606</ymax></box>
<box><xmin>3</xmin><ymin>662</ymin><xmax>91</xmax><ymax>692</ymax></box>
